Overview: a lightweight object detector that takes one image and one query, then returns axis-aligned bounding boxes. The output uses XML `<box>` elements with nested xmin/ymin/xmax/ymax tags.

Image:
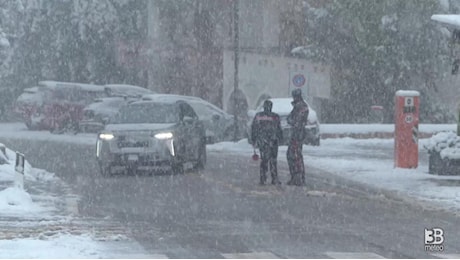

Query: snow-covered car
<box><xmin>96</xmin><ymin>99</ymin><xmax>206</xmax><ymax>176</ymax></box>
<box><xmin>15</xmin><ymin>82</ymin><xmax>155</xmax><ymax>132</ymax></box>
<box><xmin>79</xmin><ymin>85</ymin><xmax>154</xmax><ymax>133</ymax></box>
<box><xmin>141</xmin><ymin>94</ymin><xmax>246</xmax><ymax>143</ymax></box>
<box><xmin>247</xmin><ymin>98</ymin><xmax>320</xmax><ymax>146</ymax></box>
<box><xmin>79</xmin><ymin>97</ymin><xmax>135</xmax><ymax>133</ymax></box>
<box><xmin>13</xmin><ymin>86</ymin><xmax>46</xmax><ymax>130</ymax></box>
<box><xmin>14</xmin><ymin>81</ymin><xmax>108</xmax><ymax>132</ymax></box>
<box><xmin>103</xmin><ymin>84</ymin><xmax>155</xmax><ymax>97</ymax></box>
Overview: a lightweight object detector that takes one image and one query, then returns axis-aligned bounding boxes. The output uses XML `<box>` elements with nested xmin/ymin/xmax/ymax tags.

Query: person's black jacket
<box><xmin>287</xmin><ymin>99</ymin><xmax>309</xmax><ymax>140</ymax></box>
<box><xmin>251</xmin><ymin>111</ymin><xmax>283</xmax><ymax>147</ymax></box>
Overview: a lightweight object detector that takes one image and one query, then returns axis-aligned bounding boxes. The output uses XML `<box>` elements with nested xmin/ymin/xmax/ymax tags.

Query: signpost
<box><xmin>232</xmin><ymin>0</ymin><xmax>240</xmax><ymax>141</ymax></box>
<box><xmin>15</xmin><ymin>152</ymin><xmax>25</xmax><ymax>189</ymax></box>
<box><xmin>292</xmin><ymin>74</ymin><xmax>306</xmax><ymax>87</ymax></box>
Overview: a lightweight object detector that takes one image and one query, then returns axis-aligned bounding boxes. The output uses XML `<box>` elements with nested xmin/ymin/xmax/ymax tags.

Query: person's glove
<box><xmin>252</xmin><ymin>147</ymin><xmax>259</xmax><ymax>161</ymax></box>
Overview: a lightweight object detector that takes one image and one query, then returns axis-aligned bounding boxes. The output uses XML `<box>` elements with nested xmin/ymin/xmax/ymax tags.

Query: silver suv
<box><xmin>96</xmin><ymin>99</ymin><xmax>206</xmax><ymax>176</ymax></box>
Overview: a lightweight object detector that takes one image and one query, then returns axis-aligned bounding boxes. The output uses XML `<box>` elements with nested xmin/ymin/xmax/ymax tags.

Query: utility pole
<box><xmin>233</xmin><ymin>0</ymin><xmax>240</xmax><ymax>141</ymax></box>
<box><xmin>147</xmin><ymin>0</ymin><xmax>160</xmax><ymax>93</ymax></box>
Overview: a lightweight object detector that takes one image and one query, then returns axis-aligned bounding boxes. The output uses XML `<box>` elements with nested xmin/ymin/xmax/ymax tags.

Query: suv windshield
<box><xmin>115</xmin><ymin>103</ymin><xmax>178</xmax><ymax>124</ymax></box>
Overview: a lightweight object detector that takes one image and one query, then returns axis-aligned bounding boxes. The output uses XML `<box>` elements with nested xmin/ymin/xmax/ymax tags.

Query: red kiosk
<box><xmin>394</xmin><ymin>90</ymin><xmax>420</xmax><ymax>168</ymax></box>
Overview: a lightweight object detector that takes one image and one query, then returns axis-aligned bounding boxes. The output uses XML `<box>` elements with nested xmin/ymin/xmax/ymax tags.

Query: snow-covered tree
<box><xmin>304</xmin><ymin>0</ymin><xmax>454</xmax><ymax>123</ymax></box>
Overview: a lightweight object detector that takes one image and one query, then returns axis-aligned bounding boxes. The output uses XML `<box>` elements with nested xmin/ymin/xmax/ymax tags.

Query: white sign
<box><xmin>405</xmin><ymin>115</ymin><xmax>413</xmax><ymax>123</ymax></box>
<box><xmin>405</xmin><ymin>97</ymin><xmax>414</xmax><ymax>107</ymax></box>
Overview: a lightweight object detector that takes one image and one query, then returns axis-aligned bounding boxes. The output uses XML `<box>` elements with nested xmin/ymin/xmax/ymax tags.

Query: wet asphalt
<box><xmin>1</xmin><ymin>136</ymin><xmax>460</xmax><ymax>258</ymax></box>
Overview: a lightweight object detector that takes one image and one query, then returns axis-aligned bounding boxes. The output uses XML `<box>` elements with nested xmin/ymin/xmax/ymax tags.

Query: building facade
<box><xmin>147</xmin><ymin>0</ymin><xmax>330</xmax><ymax>119</ymax></box>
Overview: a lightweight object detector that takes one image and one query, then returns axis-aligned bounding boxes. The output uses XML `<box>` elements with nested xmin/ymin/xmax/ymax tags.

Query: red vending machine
<box><xmin>394</xmin><ymin>90</ymin><xmax>420</xmax><ymax>168</ymax></box>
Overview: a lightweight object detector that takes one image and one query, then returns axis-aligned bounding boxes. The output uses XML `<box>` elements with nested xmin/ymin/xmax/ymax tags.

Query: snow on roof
<box><xmin>142</xmin><ymin>94</ymin><xmax>202</xmax><ymax>102</ymax></box>
<box><xmin>16</xmin><ymin>88</ymin><xmax>45</xmax><ymax>104</ymax></box>
<box><xmin>141</xmin><ymin>94</ymin><xmax>230</xmax><ymax>115</ymax></box>
<box><xmin>23</xmin><ymin>87</ymin><xmax>39</xmax><ymax>93</ymax></box>
<box><xmin>395</xmin><ymin>90</ymin><xmax>420</xmax><ymax>97</ymax></box>
<box><xmin>130</xmin><ymin>99</ymin><xmax>178</xmax><ymax>106</ymax></box>
<box><xmin>266</xmin><ymin>98</ymin><xmax>295</xmax><ymax>114</ymax></box>
<box><xmin>260</xmin><ymin>97</ymin><xmax>313</xmax><ymax>113</ymax></box>
<box><xmin>38</xmin><ymin>81</ymin><xmax>106</xmax><ymax>92</ymax></box>
<box><xmin>255</xmin><ymin>97</ymin><xmax>318</xmax><ymax>123</ymax></box>
<box><xmin>431</xmin><ymin>14</ymin><xmax>460</xmax><ymax>29</ymax></box>
<box><xmin>104</xmin><ymin>84</ymin><xmax>154</xmax><ymax>96</ymax></box>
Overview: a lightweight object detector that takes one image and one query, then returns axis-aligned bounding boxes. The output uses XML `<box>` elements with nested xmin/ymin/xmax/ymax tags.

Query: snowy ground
<box><xmin>0</xmin><ymin>141</ymin><xmax>154</xmax><ymax>258</ymax></box>
<box><xmin>210</xmin><ymin>137</ymin><xmax>460</xmax><ymax>214</ymax></box>
<box><xmin>0</xmin><ymin>122</ymin><xmax>457</xmax><ymax>258</ymax></box>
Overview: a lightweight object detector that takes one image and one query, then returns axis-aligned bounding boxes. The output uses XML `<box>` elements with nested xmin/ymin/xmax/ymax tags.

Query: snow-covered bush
<box><xmin>425</xmin><ymin>131</ymin><xmax>460</xmax><ymax>160</ymax></box>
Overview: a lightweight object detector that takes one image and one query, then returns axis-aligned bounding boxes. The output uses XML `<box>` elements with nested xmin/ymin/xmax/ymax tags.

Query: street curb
<box><xmin>306</xmin><ymin>165</ymin><xmax>460</xmax><ymax>217</ymax></box>
<box><xmin>321</xmin><ymin>132</ymin><xmax>434</xmax><ymax>139</ymax></box>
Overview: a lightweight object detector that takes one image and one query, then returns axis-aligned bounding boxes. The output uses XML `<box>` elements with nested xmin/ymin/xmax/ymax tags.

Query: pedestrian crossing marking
<box><xmin>432</xmin><ymin>254</ymin><xmax>460</xmax><ymax>259</ymax></box>
<box><xmin>222</xmin><ymin>252</ymin><xmax>279</xmax><ymax>259</ymax></box>
<box><xmin>325</xmin><ymin>252</ymin><xmax>385</xmax><ymax>259</ymax></box>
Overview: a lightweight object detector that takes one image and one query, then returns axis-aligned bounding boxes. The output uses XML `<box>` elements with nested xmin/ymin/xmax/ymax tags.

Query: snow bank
<box><xmin>0</xmin><ymin>143</ymin><xmax>58</xmax><ymax>216</ymax></box>
<box><xmin>424</xmin><ymin>131</ymin><xmax>460</xmax><ymax>160</ymax></box>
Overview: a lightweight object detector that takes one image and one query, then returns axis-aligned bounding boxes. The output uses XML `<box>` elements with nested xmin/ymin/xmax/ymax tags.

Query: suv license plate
<box><xmin>128</xmin><ymin>154</ymin><xmax>138</xmax><ymax>161</ymax></box>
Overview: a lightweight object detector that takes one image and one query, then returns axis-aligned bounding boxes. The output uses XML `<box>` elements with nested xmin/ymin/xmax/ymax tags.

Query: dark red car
<box><xmin>15</xmin><ymin>81</ymin><xmax>107</xmax><ymax>133</ymax></box>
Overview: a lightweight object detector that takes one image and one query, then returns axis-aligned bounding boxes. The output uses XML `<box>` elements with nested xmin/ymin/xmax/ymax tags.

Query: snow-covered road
<box><xmin>0</xmin><ymin>122</ymin><xmax>458</xmax><ymax>258</ymax></box>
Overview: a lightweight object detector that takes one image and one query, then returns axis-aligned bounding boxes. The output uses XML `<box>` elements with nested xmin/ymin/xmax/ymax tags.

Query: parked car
<box><xmin>79</xmin><ymin>97</ymin><xmax>133</xmax><ymax>133</ymax></box>
<box><xmin>13</xmin><ymin>86</ymin><xmax>46</xmax><ymax>130</ymax></box>
<box><xmin>79</xmin><ymin>85</ymin><xmax>155</xmax><ymax>133</ymax></box>
<box><xmin>15</xmin><ymin>81</ymin><xmax>155</xmax><ymax>133</ymax></box>
<box><xmin>141</xmin><ymin>94</ymin><xmax>247</xmax><ymax>143</ymax></box>
<box><xmin>96</xmin><ymin>99</ymin><xmax>206</xmax><ymax>176</ymax></box>
<box><xmin>14</xmin><ymin>81</ymin><xmax>108</xmax><ymax>132</ymax></box>
<box><xmin>247</xmin><ymin>98</ymin><xmax>320</xmax><ymax>146</ymax></box>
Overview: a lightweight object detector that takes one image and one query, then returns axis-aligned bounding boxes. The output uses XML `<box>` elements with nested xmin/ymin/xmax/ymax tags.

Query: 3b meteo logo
<box><xmin>424</xmin><ymin>228</ymin><xmax>444</xmax><ymax>252</ymax></box>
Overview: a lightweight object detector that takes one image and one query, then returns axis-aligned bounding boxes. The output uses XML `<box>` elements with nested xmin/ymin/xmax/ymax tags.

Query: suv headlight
<box><xmin>154</xmin><ymin>132</ymin><xmax>173</xmax><ymax>140</ymax></box>
<box><xmin>99</xmin><ymin>133</ymin><xmax>115</xmax><ymax>140</ymax></box>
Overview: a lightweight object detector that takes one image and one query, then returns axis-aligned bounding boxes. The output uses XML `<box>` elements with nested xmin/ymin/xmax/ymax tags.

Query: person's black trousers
<box><xmin>259</xmin><ymin>141</ymin><xmax>279</xmax><ymax>184</ymax></box>
<box><xmin>287</xmin><ymin>138</ymin><xmax>305</xmax><ymax>185</ymax></box>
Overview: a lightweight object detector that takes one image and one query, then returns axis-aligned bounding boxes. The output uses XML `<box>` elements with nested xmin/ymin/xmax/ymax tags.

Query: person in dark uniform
<box><xmin>286</xmin><ymin>89</ymin><xmax>309</xmax><ymax>186</ymax></box>
<box><xmin>251</xmin><ymin>100</ymin><xmax>283</xmax><ymax>185</ymax></box>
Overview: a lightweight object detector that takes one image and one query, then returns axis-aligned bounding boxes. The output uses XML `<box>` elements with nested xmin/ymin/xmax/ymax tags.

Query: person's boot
<box><xmin>259</xmin><ymin>176</ymin><xmax>266</xmax><ymax>185</ymax></box>
<box><xmin>291</xmin><ymin>173</ymin><xmax>303</xmax><ymax>186</ymax></box>
<box><xmin>301</xmin><ymin>173</ymin><xmax>306</xmax><ymax>186</ymax></box>
<box><xmin>271</xmin><ymin>179</ymin><xmax>281</xmax><ymax>185</ymax></box>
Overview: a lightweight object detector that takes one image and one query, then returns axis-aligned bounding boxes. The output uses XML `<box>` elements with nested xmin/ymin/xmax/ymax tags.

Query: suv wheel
<box><xmin>171</xmin><ymin>159</ymin><xmax>184</xmax><ymax>174</ymax></box>
<box><xmin>99</xmin><ymin>163</ymin><xmax>111</xmax><ymax>177</ymax></box>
